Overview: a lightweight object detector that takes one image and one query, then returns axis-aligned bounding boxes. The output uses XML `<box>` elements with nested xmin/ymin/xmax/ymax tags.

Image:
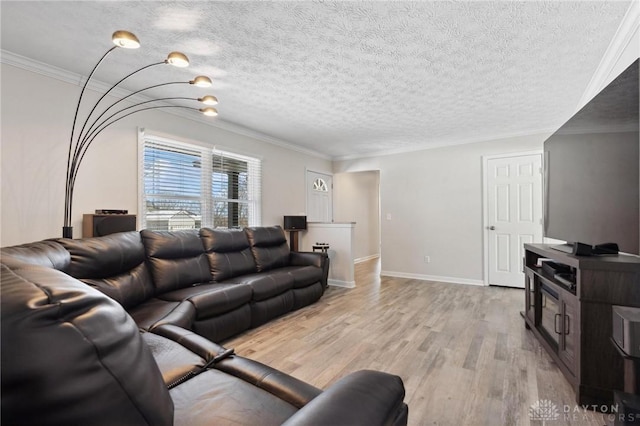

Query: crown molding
<box><xmin>0</xmin><ymin>49</ymin><xmax>332</xmax><ymax>161</ymax></box>
<box><xmin>4</xmin><ymin>44</ymin><xmax>622</xmax><ymax>164</ymax></box>
<box><xmin>332</xmin><ymin>127</ymin><xmax>557</xmax><ymax>162</ymax></box>
<box><xmin>577</xmin><ymin>0</ymin><xmax>640</xmax><ymax>109</ymax></box>
<box><xmin>1</xmin><ymin>50</ymin><xmax>133</xmax><ymax>98</ymax></box>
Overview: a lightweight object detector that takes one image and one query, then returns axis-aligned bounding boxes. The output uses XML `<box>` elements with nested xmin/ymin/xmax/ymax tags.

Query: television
<box><xmin>543</xmin><ymin>59</ymin><xmax>639</xmax><ymax>255</ymax></box>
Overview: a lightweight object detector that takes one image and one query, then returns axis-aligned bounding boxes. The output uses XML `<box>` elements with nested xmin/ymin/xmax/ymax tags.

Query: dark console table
<box><xmin>523</xmin><ymin>244</ymin><xmax>640</xmax><ymax>408</ymax></box>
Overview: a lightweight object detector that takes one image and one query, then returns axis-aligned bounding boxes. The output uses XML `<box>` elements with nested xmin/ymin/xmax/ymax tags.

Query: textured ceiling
<box><xmin>0</xmin><ymin>1</ymin><xmax>632</xmax><ymax>159</ymax></box>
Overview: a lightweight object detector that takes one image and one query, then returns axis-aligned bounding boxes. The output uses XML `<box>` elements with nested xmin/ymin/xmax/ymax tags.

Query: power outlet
<box><xmin>424</xmin><ymin>256</ymin><xmax>430</xmax><ymax>263</ymax></box>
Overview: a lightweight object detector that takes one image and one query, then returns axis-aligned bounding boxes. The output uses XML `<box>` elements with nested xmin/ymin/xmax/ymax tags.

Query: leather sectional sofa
<box><xmin>2</xmin><ymin>226</ymin><xmax>330</xmax><ymax>342</ymax></box>
<box><xmin>1</xmin><ymin>225</ymin><xmax>409</xmax><ymax>425</ymax></box>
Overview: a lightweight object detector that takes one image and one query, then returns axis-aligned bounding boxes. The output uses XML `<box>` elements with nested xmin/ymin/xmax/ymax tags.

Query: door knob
<box><xmin>488</xmin><ymin>226</ymin><xmax>496</xmax><ymax>230</ymax></box>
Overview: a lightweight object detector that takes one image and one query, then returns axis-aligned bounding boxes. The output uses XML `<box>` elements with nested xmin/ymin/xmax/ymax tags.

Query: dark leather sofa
<box><xmin>2</xmin><ymin>226</ymin><xmax>329</xmax><ymax>342</ymax></box>
<box><xmin>1</xmin><ymin>226</ymin><xmax>409</xmax><ymax>425</ymax></box>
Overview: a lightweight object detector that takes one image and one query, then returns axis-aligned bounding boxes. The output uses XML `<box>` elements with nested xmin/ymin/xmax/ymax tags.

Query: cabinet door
<box><xmin>559</xmin><ymin>296</ymin><xmax>577</xmax><ymax>375</ymax></box>
<box><xmin>524</xmin><ymin>269</ymin><xmax>536</xmax><ymax>323</ymax></box>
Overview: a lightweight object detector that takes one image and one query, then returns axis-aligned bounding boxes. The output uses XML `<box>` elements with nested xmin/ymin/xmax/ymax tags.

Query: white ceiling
<box><xmin>0</xmin><ymin>1</ymin><xmax>632</xmax><ymax>159</ymax></box>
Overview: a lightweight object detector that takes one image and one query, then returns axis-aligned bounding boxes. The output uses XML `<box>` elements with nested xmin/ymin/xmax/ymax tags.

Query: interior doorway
<box><xmin>333</xmin><ymin>170</ymin><xmax>381</xmax><ymax>263</ymax></box>
<box><xmin>483</xmin><ymin>152</ymin><xmax>543</xmax><ymax>288</ymax></box>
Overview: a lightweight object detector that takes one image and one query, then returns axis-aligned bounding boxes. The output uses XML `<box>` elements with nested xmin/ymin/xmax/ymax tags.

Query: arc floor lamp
<box><xmin>63</xmin><ymin>30</ymin><xmax>218</xmax><ymax>238</ymax></box>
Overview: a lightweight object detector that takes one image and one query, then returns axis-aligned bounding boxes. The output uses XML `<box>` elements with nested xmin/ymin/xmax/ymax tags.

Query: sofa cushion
<box><xmin>58</xmin><ymin>232</ymin><xmax>155</xmax><ymax>309</ymax></box>
<box><xmin>291</xmin><ymin>283</ymin><xmax>324</xmax><ymax>311</ymax></box>
<box><xmin>200</xmin><ymin>227</ymin><xmax>257</xmax><ymax>280</ymax></box>
<box><xmin>225</xmin><ymin>272</ymin><xmax>294</xmax><ymax>301</ymax></box>
<box><xmin>245</xmin><ymin>226</ymin><xmax>290</xmax><ymax>272</ymax></box>
<box><xmin>158</xmin><ymin>283</ymin><xmax>252</xmax><ymax>318</ymax></box>
<box><xmin>141</xmin><ymin>229</ymin><xmax>211</xmax><ymax>293</ymax></box>
<box><xmin>250</xmin><ymin>292</ymin><xmax>295</xmax><ymax>328</ymax></box>
<box><xmin>79</xmin><ymin>265</ymin><xmax>155</xmax><ymax>309</ymax></box>
<box><xmin>277</xmin><ymin>265</ymin><xmax>323</xmax><ymax>289</ymax></box>
<box><xmin>193</xmin><ymin>304</ymin><xmax>252</xmax><ymax>342</ymax></box>
<box><xmin>1</xmin><ymin>264</ymin><xmax>173</xmax><ymax>426</ymax></box>
<box><xmin>0</xmin><ymin>240</ymin><xmax>70</xmax><ymax>270</ymax></box>
<box><xmin>171</xmin><ymin>369</ymin><xmax>298</xmax><ymax>425</ymax></box>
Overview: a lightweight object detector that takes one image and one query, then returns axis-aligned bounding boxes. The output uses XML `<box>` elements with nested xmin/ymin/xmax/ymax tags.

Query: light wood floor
<box><xmin>224</xmin><ymin>259</ymin><xmax>613</xmax><ymax>426</ymax></box>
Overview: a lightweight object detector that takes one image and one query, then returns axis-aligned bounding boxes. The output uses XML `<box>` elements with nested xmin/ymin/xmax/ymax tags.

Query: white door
<box><xmin>306</xmin><ymin>170</ymin><xmax>333</xmax><ymax>222</ymax></box>
<box><xmin>486</xmin><ymin>153</ymin><xmax>543</xmax><ymax>288</ymax></box>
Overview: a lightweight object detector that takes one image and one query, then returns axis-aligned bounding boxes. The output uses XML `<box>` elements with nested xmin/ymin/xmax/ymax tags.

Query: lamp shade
<box><xmin>199</xmin><ymin>95</ymin><xmax>218</xmax><ymax>106</ymax></box>
<box><xmin>201</xmin><ymin>107</ymin><xmax>218</xmax><ymax>117</ymax></box>
<box><xmin>166</xmin><ymin>52</ymin><xmax>189</xmax><ymax>67</ymax></box>
<box><xmin>191</xmin><ymin>76</ymin><xmax>212</xmax><ymax>87</ymax></box>
<box><xmin>111</xmin><ymin>31</ymin><xmax>140</xmax><ymax>49</ymax></box>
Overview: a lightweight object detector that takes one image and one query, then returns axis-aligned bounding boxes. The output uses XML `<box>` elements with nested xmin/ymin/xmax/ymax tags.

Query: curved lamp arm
<box><xmin>62</xmin><ymin>30</ymin><xmax>214</xmax><ymax>238</ymax></box>
<box><xmin>79</xmin><ymin>77</ymin><xmax>213</xmax><ymax>144</ymax></box>
<box><xmin>74</xmin><ymin>51</ymin><xmax>191</xmax><ymax>148</ymax></box>
<box><xmin>64</xmin><ymin>31</ymin><xmax>141</xmax><ymax>232</ymax></box>
<box><xmin>71</xmin><ymin>97</ymin><xmax>216</xmax><ymax>184</ymax></box>
<box><xmin>72</xmin><ymin>60</ymin><xmax>165</xmax><ymax>161</ymax></box>
<box><xmin>65</xmin><ymin>104</ymin><xmax>217</xmax><ymax>234</ymax></box>
<box><xmin>64</xmin><ymin>46</ymin><xmax>117</xmax><ymax>230</ymax></box>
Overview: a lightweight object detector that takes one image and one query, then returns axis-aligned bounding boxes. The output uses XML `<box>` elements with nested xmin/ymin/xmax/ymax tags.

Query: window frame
<box><xmin>138</xmin><ymin>130</ymin><xmax>262</xmax><ymax>231</ymax></box>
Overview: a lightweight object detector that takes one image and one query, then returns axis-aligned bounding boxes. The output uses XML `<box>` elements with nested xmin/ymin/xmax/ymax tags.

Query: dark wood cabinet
<box><xmin>83</xmin><ymin>214</ymin><xmax>137</xmax><ymax>237</ymax></box>
<box><xmin>559</xmin><ymin>294</ymin><xmax>577</xmax><ymax>375</ymax></box>
<box><xmin>523</xmin><ymin>244</ymin><xmax>640</xmax><ymax>408</ymax></box>
<box><xmin>524</xmin><ymin>268</ymin><xmax>536</xmax><ymax>325</ymax></box>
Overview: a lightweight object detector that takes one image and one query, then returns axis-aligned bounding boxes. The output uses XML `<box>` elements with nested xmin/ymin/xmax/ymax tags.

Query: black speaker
<box><xmin>83</xmin><ymin>214</ymin><xmax>136</xmax><ymax>237</ymax></box>
<box><xmin>283</xmin><ymin>215</ymin><xmax>307</xmax><ymax>230</ymax></box>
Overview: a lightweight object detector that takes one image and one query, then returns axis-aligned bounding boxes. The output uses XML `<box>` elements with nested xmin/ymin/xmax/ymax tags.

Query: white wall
<box><xmin>333</xmin><ymin>171</ymin><xmax>380</xmax><ymax>261</ymax></box>
<box><xmin>333</xmin><ymin>135</ymin><xmax>549</xmax><ymax>284</ymax></box>
<box><xmin>0</xmin><ymin>64</ymin><xmax>331</xmax><ymax>246</ymax></box>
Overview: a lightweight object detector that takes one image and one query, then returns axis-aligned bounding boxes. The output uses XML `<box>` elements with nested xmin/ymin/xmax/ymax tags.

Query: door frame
<box><xmin>481</xmin><ymin>150</ymin><xmax>543</xmax><ymax>286</ymax></box>
<box><xmin>305</xmin><ymin>168</ymin><xmax>334</xmax><ymax>222</ymax></box>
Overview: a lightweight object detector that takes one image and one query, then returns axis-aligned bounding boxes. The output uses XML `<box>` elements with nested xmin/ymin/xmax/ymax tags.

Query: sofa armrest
<box><xmin>214</xmin><ymin>355</ymin><xmax>322</xmax><ymax>409</ymax></box>
<box><xmin>150</xmin><ymin>324</ymin><xmax>225</xmax><ymax>361</ymax></box>
<box><xmin>290</xmin><ymin>252</ymin><xmax>329</xmax><ymax>289</ymax></box>
<box><xmin>289</xmin><ymin>251</ymin><xmax>324</xmax><ymax>268</ymax></box>
<box><xmin>282</xmin><ymin>370</ymin><xmax>408</xmax><ymax>426</ymax></box>
<box><xmin>150</xmin><ymin>324</ymin><xmax>322</xmax><ymax>408</ymax></box>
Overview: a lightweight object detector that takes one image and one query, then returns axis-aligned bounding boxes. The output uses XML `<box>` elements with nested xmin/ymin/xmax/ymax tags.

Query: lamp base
<box><xmin>62</xmin><ymin>226</ymin><xmax>73</xmax><ymax>239</ymax></box>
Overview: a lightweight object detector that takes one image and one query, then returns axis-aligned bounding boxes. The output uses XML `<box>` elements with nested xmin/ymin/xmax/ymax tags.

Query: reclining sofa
<box><xmin>1</xmin><ymin>225</ymin><xmax>409</xmax><ymax>425</ymax></box>
<box><xmin>2</xmin><ymin>226</ymin><xmax>330</xmax><ymax>342</ymax></box>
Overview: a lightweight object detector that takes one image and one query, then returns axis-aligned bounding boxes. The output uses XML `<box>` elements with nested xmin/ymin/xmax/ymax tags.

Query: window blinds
<box><xmin>141</xmin><ymin>135</ymin><xmax>261</xmax><ymax>230</ymax></box>
<box><xmin>211</xmin><ymin>149</ymin><xmax>262</xmax><ymax>229</ymax></box>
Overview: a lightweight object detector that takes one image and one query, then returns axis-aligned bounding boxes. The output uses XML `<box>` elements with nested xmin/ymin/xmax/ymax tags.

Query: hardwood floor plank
<box><xmin>223</xmin><ymin>259</ymin><xmax>613</xmax><ymax>425</ymax></box>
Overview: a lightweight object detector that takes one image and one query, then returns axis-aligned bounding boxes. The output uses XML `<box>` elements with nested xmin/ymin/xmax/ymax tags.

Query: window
<box><xmin>313</xmin><ymin>177</ymin><xmax>328</xmax><ymax>192</ymax></box>
<box><xmin>140</xmin><ymin>133</ymin><xmax>261</xmax><ymax>230</ymax></box>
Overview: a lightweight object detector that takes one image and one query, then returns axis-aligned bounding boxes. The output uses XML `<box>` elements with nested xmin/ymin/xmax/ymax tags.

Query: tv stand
<box><xmin>551</xmin><ymin>243</ymin><xmax>574</xmax><ymax>254</ymax></box>
<box><xmin>523</xmin><ymin>244</ymin><xmax>640</xmax><ymax>408</ymax></box>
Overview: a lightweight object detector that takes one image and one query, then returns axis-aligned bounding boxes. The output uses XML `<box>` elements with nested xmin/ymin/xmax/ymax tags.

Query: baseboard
<box><xmin>354</xmin><ymin>254</ymin><xmax>380</xmax><ymax>264</ymax></box>
<box><xmin>380</xmin><ymin>270</ymin><xmax>485</xmax><ymax>287</ymax></box>
<box><xmin>328</xmin><ymin>279</ymin><xmax>356</xmax><ymax>288</ymax></box>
